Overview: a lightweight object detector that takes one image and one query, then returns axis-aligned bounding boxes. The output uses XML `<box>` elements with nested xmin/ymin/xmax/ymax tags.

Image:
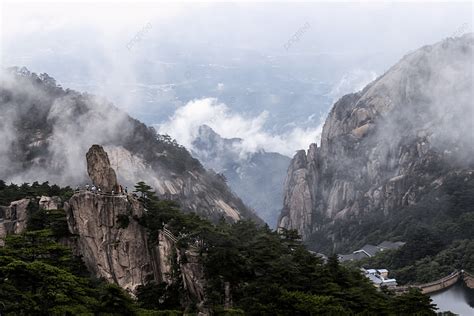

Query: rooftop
<box><xmin>338</xmin><ymin>240</ymin><xmax>405</xmax><ymax>262</ymax></box>
<box><xmin>362</xmin><ymin>268</ymin><xmax>397</xmax><ymax>287</ymax></box>
<box><xmin>378</xmin><ymin>241</ymin><xmax>406</xmax><ymax>250</ymax></box>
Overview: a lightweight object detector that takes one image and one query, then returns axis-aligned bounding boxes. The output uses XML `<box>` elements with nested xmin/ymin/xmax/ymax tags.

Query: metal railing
<box><xmin>161</xmin><ymin>227</ymin><xmax>201</xmax><ymax>251</ymax></box>
<box><xmin>394</xmin><ymin>270</ymin><xmax>462</xmax><ymax>294</ymax></box>
<box><xmin>74</xmin><ymin>189</ymin><xmax>127</xmax><ymax>198</ymax></box>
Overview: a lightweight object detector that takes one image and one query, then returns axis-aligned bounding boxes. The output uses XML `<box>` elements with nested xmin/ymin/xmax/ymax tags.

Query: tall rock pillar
<box><xmin>86</xmin><ymin>144</ymin><xmax>120</xmax><ymax>192</ymax></box>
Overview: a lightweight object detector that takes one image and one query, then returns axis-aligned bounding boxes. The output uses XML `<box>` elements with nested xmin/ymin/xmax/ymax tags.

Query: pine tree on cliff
<box><xmin>134</xmin><ymin>181</ymin><xmax>155</xmax><ymax>200</ymax></box>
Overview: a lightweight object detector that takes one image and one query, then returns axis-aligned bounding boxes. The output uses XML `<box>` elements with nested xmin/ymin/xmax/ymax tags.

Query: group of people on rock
<box><xmin>75</xmin><ymin>184</ymin><xmax>128</xmax><ymax>195</ymax></box>
<box><xmin>113</xmin><ymin>185</ymin><xmax>128</xmax><ymax>195</ymax></box>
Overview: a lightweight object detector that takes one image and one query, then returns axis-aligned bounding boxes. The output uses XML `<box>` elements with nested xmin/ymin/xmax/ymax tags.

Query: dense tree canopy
<box><xmin>340</xmin><ymin>172</ymin><xmax>474</xmax><ymax>284</ymax></box>
<box><xmin>0</xmin><ymin>181</ymin><xmax>439</xmax><ymax>314</ymax></box>
<box><xmin>0</xmin><ymin>229</ymin><xmax>139</xmax><ymax>315</ymax></box>
<box><xmin>0</xmin><ymin>180</ymin><xmax>73</xmax><ymax>206</ymax></box>
<box><xmin>137</xmin><ymin>183</ymin><xmax>438</xmax><ymax>315</ymax></box>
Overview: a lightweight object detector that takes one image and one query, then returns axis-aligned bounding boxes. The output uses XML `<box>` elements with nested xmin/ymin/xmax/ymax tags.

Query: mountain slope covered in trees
<box><xmin>0</xmin><ymin>181</ymin><xmax>438</xmax><ymax>315</ymax></box>
<box><xmin>0</xmin><ymin>68</ymin><xmax>259</xmax><ymax>223</ymax></box>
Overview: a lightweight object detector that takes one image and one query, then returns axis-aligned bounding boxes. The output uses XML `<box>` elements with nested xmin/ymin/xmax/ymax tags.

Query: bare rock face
<box><xmin>278</xmin><ymin>35</ymin><xmax>474</xmax><ymax>251</ymax></box>
<box><xmin>0</xmin><ymin>199</ymin><xmax>30</xmax><ymax>246</ymax></box>
<box><xmin>86</xmin><ymin>145</ymin><xmax>119</xmax><ymax>192</ymax></box>
<box><xmin>278</xmin><ymin>150</ymin><xmax>313</xmax><ymax>239</ymax></box>
<box><xmin>179</xmin><ymin>248</ymin><xmax>206</xmax><ymax>304</ymax></box>
<box><xmin>65</xmin><ymin>191</ymin><xmax>207</xmax><ymax>305</ymax></box>
<box><xmin>105</xmin><ymin>145</ymin><xmax>262</xmax><ymax>224</ymax></box>
<box><xmin>0</xmin><ymin>70</ymin><xmax>260</xmax><ymax>226</ymax></box>
<box><xmin>153</xmin><ymin>231</ymin><xmax>206</xmax><ymax>304</ymax></box>
<box><xmin>66</xmin><ymin>150</ymin><xmax>207</xmax><ymax>305</ymax></box>
<box><xmin>39</xmin><ymin>196</ymin><xmax>61</xmax><ymax>210</ymax></box>
<box><xmin>65</xmin><ymin>192</ymin><xmax>153</xmax><ymax>292</ymax></box>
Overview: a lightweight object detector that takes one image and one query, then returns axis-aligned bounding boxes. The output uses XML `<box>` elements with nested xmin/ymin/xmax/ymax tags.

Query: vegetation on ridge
<box><xmin>0</xmin><ymin>181</ymin><xmax>438</xmax><ymax>315</ymax></box>
<box><xmin>342</xmin><ymin>172</ymin><xmax>474</xmax><ymax>285</ymax></box>
<box><xmin>135</xmin><ymin>182</ymin><xmax>437</xmax><ymax>314</ymax></box>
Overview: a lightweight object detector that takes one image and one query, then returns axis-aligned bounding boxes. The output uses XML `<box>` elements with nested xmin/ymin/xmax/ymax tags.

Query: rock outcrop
<box><xmin>279</xmin><ymin>147</ymin><xmax>316</xmax><ymax>239</ymax></box>
<box><xmin>0</xmin><ymin>198</ymin><xmax>30</xmax><ymax>246</ymax></box>
<box><xmin>38</xmin><ymin>196</ymin><xmax>61</xmax><ymax>210</ymax></box>
<box><xmin>0</xmin><ymin>70</ymin><xmax>261</xmax><ymax>225</ymax></box>
<box><xmin>86</xmin><ymin>145</ymin><xmax>120</xmax><ymax>193</ymax></box>
<box><xmin>66</xmin><ymin>191</ymin><xmax>152</xmax><ymax>291</ymax></box>
<box><xmin>278</xmin><ymin>34</ymin><xmax>474</xmax><ymax>252</ymax></box>
<box><xmin>66</xmin><ymin>190</ymin><xmax>207</xmax><ymax>303</ymax></box>
<box><xmin>104</xmin><ymin>145</ymin><xmax>262</xmax><ymax>224</ymax></box>
<box><xmin>179</xmin><ymin>247</ymin><xmax>206</xmax><ymax>305</ymax></box>
<box><xmin>65</xmin><ymin>147</ymin><xmax>207</xmax><ymax>306</ymax></box>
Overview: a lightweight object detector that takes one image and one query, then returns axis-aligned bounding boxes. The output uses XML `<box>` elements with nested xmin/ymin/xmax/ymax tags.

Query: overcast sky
<box><xmin>2</xmin><ymin>1</ymin><xmax>472</xmax><ymax>58</ymax></box>
<box><xmin>1</xmin><ymin>0</ymin><xmax>472</xmax><ymax>156</ymax></box>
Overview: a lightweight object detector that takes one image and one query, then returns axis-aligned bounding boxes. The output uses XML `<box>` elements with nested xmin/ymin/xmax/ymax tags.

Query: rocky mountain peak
<box><xmin>65</xmin><ymin>145</ymin><xmax>207</xmax><ymax>297</ymax></box>
<box><xmin>86</xmin><ymin>145</ymin><xmax>119</xmax><ymax>192</ymax></box>
<box><xmin>0</xmin><ymin>72</ymin><xmax>260</xmax><ymax>224</ymax></box>
<box><xmin>192</xmin><ymin>124</ymin><xmax>242</xmax><ymax>158</ymax></box>
<box><xmin>292</xmin><ymin>150</ymin><xmax>308</xmax><ymax>169</ymax></box>
<box><xmin>191</xmin><ymin>124</ymin><xmax>290</xmax><ymax>226</ymax></box>
<box><xmin>278</xmin><ymin>34</ymin><xmax>474</xmax><ymax>252</ymax></box>
<box><xmin>197</xmin><ymin>124</ymin><xmax>221</xmax><ymax>140</ymax></box>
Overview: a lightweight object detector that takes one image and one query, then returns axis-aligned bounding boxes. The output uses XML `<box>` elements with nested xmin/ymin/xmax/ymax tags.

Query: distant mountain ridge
<box><xmin>192</xmin><ymin>125</ymin><xmax>290</xmax><ymax>226</ymax></box>
<box><xmin>0</xmin><ymin>67</ymin><xmax>261</xmax><ymax>223</ymax></box>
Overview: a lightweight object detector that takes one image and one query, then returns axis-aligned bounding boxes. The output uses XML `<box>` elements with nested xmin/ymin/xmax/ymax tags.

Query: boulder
<box><xmin>86</xmin><ymin>144</ymin><xmax>120</xmax><ymax>193</ymax></box>
<box><xmin>39</xmin><ymin>196</ymin><xmax>62</xmax><ymax>210</ymax></box>
<box><xmin>0</xmin><ymin>198</ymin><xmax>30</xmax><ymax>246</ymax></box>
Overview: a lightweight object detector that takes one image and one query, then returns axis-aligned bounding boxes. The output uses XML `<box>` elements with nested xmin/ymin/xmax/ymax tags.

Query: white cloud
<box><xmin>157</xmin><ymin>98</ymin><xmax>323</xmax><ymax>157</ymax></box>
<box><xmin>156</xmin><ymin>69</ymin><xmax>377</xmax><ymax>157</ymax></box>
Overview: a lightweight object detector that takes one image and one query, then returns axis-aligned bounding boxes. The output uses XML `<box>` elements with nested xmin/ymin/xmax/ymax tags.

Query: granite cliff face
<box><xmin>66</xmin><ymin>191</ymin><xmax>207</xmax><ymax>303</ymax></box>
<box><xmin>65</xmin><ymin>145</ymin><xmax>206</xmax><ymax>305</ymax></box>
<box><xmin>278</xmin><ymin>34</ymin><xmax>474</xmax><ymax>252</ymax></box>
<box><xmin>278</xmin><ymin>144</ymin><xmax>318</xmax><ymax>240</ymax></box>
<box><xmin>38</xmin><ymin>195</ymin><xmax>62</xmax><ymax>210</ymax></box>
<box><xmin>66</xmin><ymin>191</ymin><xmax>151</xmax><ymax>291</ymax></box>
<box><xmin>86</xmin><ymin>145</ymin><xmax>120</xmax><ymax>192</ymax></box>
<box><xmin>0</xmin><ymin>195</ymin><xmax>62</xmax><ymax>245</ymax></box>
<box><xmin>0</xmin><ymin>198</ymin><xmax>30</xmax><ymax>246</ymax></box>
<box><xmin>0</xmin><ymin>69</ymin><xmax>260</xmax><ymax>224</ymax></box>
